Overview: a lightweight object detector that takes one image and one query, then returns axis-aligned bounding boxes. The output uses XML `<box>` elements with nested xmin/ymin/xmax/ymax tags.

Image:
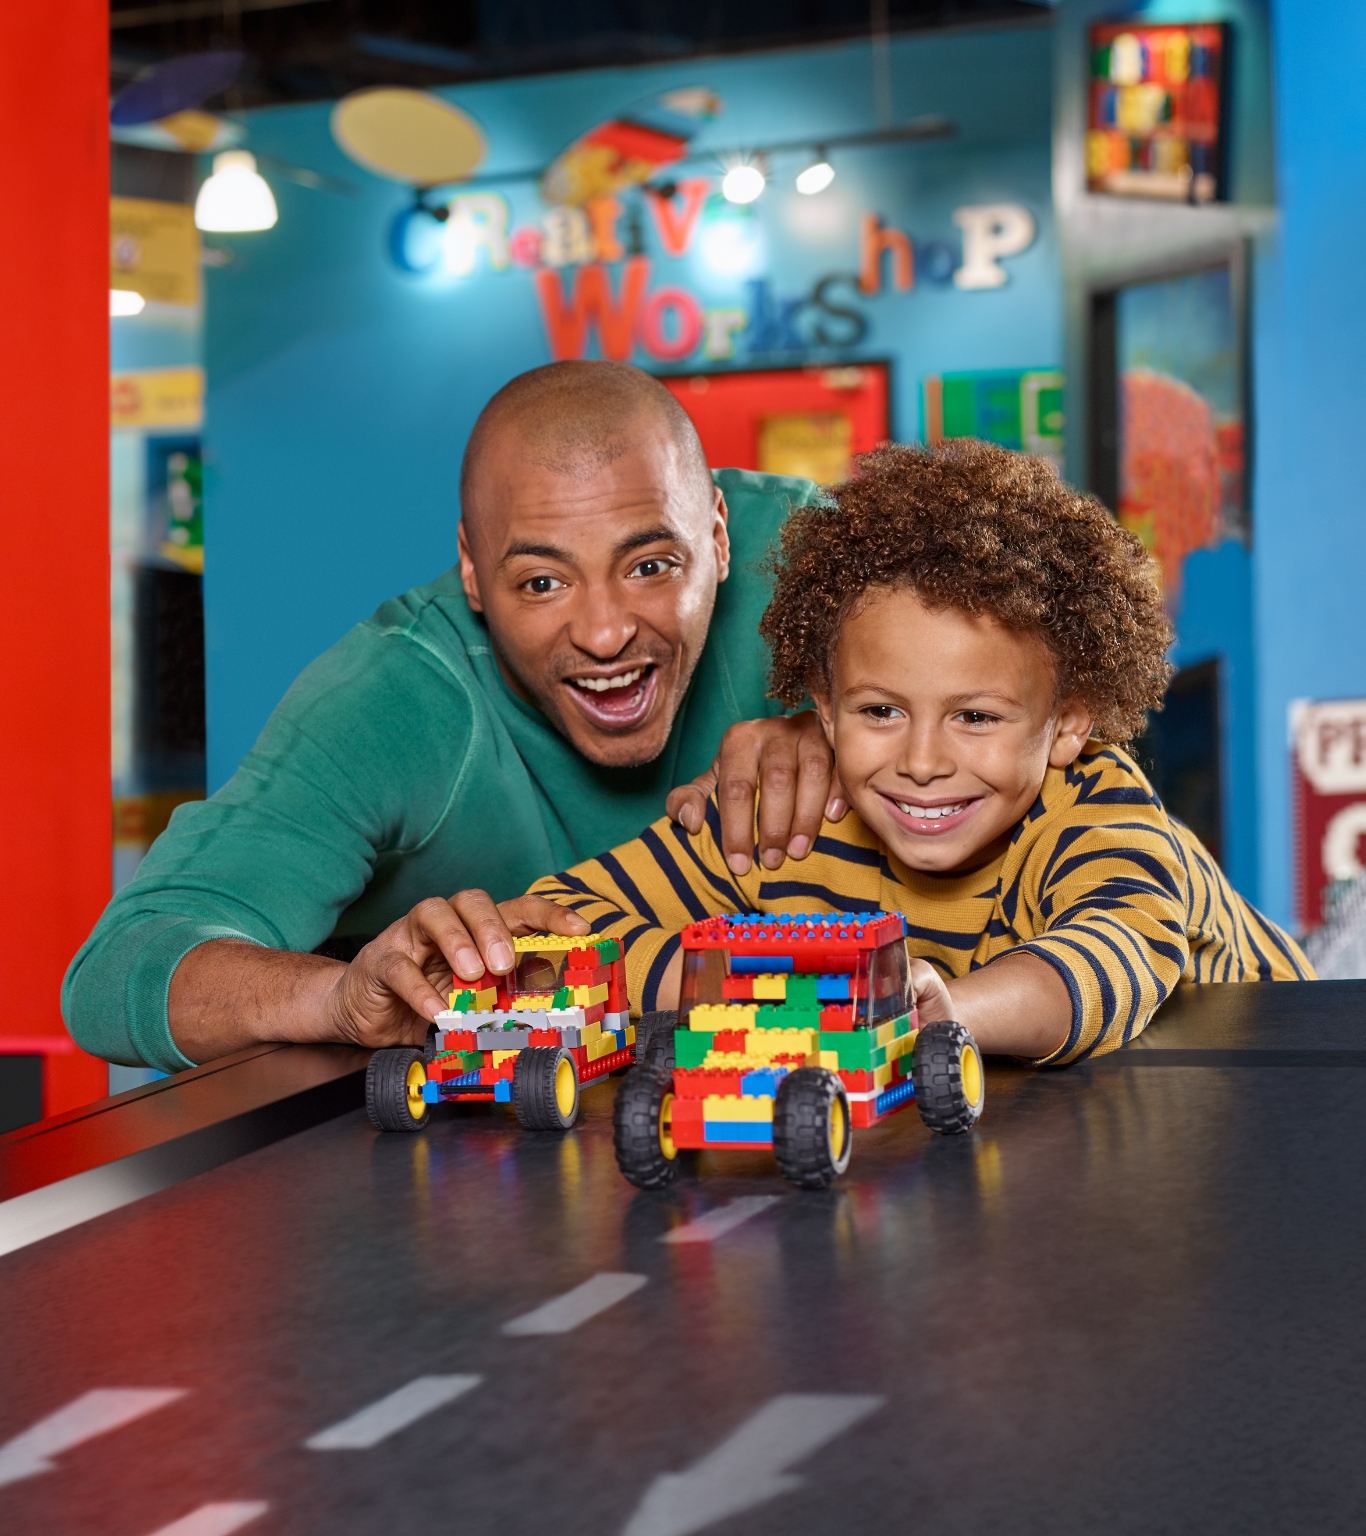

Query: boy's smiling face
<box><xmin>814</xmin><ymin>586</ymin><xmax>1095</xmax><ymax>875</ymax></box>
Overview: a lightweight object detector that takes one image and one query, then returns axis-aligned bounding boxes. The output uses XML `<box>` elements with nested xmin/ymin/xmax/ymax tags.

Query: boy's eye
<box><xmin>523</xmin><ymin>575</ymin><xmax>565</xmax><ymax>595</ymax></box>
<box><xmin>628</xmin><ymin>556</ymin><xmax>674</xmax><ymax>579</ymax></box>
<box><xmin>861</xmin><ymin>705</ymin><xmax>905</xmax><ymax>721</ymax></box>
<box><xmin>956</xmin><ymin>710</ymin><xmax>998</xmax><ymax>726</ymax></box>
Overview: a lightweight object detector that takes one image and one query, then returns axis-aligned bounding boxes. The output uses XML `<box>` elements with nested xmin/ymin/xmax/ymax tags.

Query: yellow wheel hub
<box><xmin>659</xmin><ymin>1092</ymin><xmax>678</xmax><ymax>1160</ymax></box>
<box><xmin>554</xmin><ymin>1055</ymin><xmax>577</xmax><ymax>1118</ymax></box>
<box><xmin>405</xmin><ymin>1058</ymin><xmax>428</xmax><ymax>1119</ymax></box>
<box><xmin>827</xmin><ymin>1092</ymin><xmax>848</xmax><ymax>1161</ymax></box>
<box><xmin>960</xmin><ymin>1044</ymin><xmax>983</xmax><ymax>1108</ymax></box>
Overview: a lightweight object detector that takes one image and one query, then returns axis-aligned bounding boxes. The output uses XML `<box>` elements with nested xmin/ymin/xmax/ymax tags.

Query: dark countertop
<box><xmin>2</xmin><ymin>981</ymin><xmax>1364</xmax><ymax>1535</ymax></box>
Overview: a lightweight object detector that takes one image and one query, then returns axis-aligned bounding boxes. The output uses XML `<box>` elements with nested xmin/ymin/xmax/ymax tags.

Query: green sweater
<box><xmin>64</xmin><ymin>470</ymin><xmax>815</xmax><ymax>1073</ymax></box>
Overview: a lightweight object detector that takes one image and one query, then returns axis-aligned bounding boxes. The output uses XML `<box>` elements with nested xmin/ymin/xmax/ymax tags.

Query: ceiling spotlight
<box><xmin>110</xmin><ymin>289</ymin><xmax>146</xmax><ymax>317</ymax></box>
<box><xmin>795</xmin><ymin>156</ymin><xmax>835</xmax><ymax>196</ymax></box>
<box><xmin>194</xmin><ymin>150</ymin><xmax>278</xmax><ymax>232</ymax></box>
<box><xmin>721</xmin><ymin>163</ymin><xmax>766</xmax><ymax>205</ymax></box>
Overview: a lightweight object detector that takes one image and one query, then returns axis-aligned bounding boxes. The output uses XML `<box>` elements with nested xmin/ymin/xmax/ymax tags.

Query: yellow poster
<box><xmin>110</xmin><ymin>196</ymin><xmax>201</xmax><ymax>307</ymax></box>
<box><xmin>111</xmin><ymin>368</ymin><xmax>204</xmax><ymax>429</ymax></box>
<box><xmin>758</xmin><ymin>412</ymin><xmax>853</xmax><ymax>486</ymax></box>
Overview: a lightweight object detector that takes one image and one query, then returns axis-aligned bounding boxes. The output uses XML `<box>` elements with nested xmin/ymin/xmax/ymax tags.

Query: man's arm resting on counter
<box><xmin>167</xmin><ymin>893</ymin><xmax>590</xmax><ymax>1064</ymax></box>
<box><xmin>642</xmin><ymin>946</ymin><xmax>1071</xmax><ymax>1062</ymax></box>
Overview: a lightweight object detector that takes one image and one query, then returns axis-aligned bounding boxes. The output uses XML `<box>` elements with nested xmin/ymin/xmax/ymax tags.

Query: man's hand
<box><xmin>326</xmin><ymin>892</ymin><xmax>590</xmax><ymax>1049</ymax></box>
<box><xmin>168</xmin><ymin>892</ymin><xmax>588</xmax><ymax>1063</ymax></box>
<box><xmin>665</xmin><ymin>711</ymin><xmax>847</xmax><ymax>876</ymax></box>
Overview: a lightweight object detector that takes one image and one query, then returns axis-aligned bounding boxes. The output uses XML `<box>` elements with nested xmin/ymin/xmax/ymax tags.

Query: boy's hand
<box><xmin>665</xmin><ymin>710</ymin><xmax>848</xmax><ymax>875</ymax></box>
<box><xmin>908</xmin><ymin>956</ymin><xmax>957</xmax><ymax>1024</ymax></box>
<box><xmin>326</xmin><ymin>891</ymin><xmax>589</xmax><ymax>1048</ymax></box>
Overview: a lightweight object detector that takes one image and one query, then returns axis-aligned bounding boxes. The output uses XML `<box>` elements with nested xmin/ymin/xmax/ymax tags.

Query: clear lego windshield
<box><xmin>855</xmin><ymin>938</ymin><xmax>913</xmax><ymax>1028</ymax></box>
<box><xmin>679</xmin><ymin>949</ymin><xmax>727</xmax><ymax>1019</ymax></box>
<box><xmin>512</xmin><ymin>950</ymin><xmax>566</xmax><ymax>995</ymax></box>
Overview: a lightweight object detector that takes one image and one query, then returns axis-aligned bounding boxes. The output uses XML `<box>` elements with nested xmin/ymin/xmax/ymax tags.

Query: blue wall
<box><xmin>201</xmin><ymin>22</ymin><xmax>1059</xmax><ymax>788</ymax></box>
<box><xmin>1253</xmin><ymin>0</ymin><xmax>1366</xmax><ymax>926</ymax></box>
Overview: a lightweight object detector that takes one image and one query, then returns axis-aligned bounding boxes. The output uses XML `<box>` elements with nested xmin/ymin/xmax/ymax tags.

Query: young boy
<box><xmin>529</xmin><ymin>440</ymin><xmax>1311</xmax><ymax>1064</ymax></box>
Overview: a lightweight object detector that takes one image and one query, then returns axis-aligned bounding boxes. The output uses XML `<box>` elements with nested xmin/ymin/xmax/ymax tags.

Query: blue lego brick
<box><xmin>732</xmin><ymin>954</ymin><xmax>793</xmax><ymax>973</ymax></box>
<box><xmin>454</xmin><ymin>1069</ymin><xmax>483</xmax><ymax>1087</ymax></box>
<box><xmin>817</xmin><ymin>973</ymin><xmax>852</xmax><ymax>1001</ymax></box>
<box><xmin>740</xmin><ymin>1068</ymin><xmax>787</xmax><ymax>1097</ymax></box>
<box><xmin>872</xmin><ymin>1077</ymin><xmax>917</xmax><ymax>1117</ymax></box>
<box><xmin>494</xmin><ymin>1078</ymin><xmax>513</xmax><ymax>1102</ymax></box>
<box><xmin>704</xmin><ymin>1121</ymin><xmax>774</xmax><ymax>1144</ymax></box>
<box><xmin>423</xmin><ymin>1081</ymin><xmax>441</xmax><ymax>1104</ymax></box>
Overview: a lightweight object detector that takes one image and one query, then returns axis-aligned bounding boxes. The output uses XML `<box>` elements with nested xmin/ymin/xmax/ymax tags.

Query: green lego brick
<box><xmin>675</xmin><ymin>1030</ymin><xmax>717</xmax><ymax>1069</ymax></box>
<box><xmin>756</xmin><ymin>1003</ymin><xmax>822</xmax><ymax>1031</ymax></box>
<box><xmin>451</xmin><ymin>990</ymin><xmax>475</xmax><ymax>1011</ymax></box>
<box><xmin>552</xmin><ymin>985</ymin><xmax>572</xmax><ymax>1008</ymax></box>
<box><xmin>594</xmin><ymin>938</ymin><xmax>622</xmax><ymax>964</ymax></box>
<box><xmin>819</xmin><ymin>1031</ymin><xmax>876</xmax><ymax>1071</ymax></box>
<box><xmin>785</xmin><ymin>974</ymin><xmax>820</xmax><ymax>1009</ymax></box>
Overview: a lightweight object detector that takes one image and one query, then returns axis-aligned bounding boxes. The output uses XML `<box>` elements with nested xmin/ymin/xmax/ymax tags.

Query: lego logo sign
<box><xmin>1292</xmin><ymin>699</ymin><xmax>1366</xmax><ymax>927</ymax></box>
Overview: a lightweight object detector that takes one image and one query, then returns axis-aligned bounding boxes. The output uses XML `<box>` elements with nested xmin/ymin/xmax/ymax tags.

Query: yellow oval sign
<box><xmin>331</xmin><ymin>88</ymin><xmax>485</xmax><ymax>186</ymax></box>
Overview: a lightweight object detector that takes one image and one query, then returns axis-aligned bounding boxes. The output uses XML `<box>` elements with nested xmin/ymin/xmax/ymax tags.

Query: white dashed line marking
<box><xmin>141</xmin><ymin>1502</ymin><xmax>269</xmax><ymax>1536</ymax></box>
<box><xmin>502</xmin><ymin>1272</ymin><xmax>648</xmax><ymax>1335</ymax></box>
<box><xmin>621</xmin><ymin>1393</ymin><xmax>885</xmax><ymax>1536</ymax></box>
<box><xmin>305</xmin><ymin>1374</ymin><xmax>482</xmax><ymax>1450</ymax></box>
<box><xmin>659</xmin><ymin>1196</ymin><xmax>781</xmax><ymax>1244</ymax></box>
<box><xmin>0</xmin><ymin>1388</ymin><xmax>187</xmax><ymax>1489</ymax></box>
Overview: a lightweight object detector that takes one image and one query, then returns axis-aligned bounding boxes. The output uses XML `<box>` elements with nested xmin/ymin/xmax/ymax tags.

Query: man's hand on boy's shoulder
<box><xmin>666</xmin><ymin>709</ymin><xmax>847</xmax><ymax>876</ymax></box>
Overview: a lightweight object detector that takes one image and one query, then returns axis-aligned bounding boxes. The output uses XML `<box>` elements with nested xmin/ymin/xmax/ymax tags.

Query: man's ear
<box><xmin>457</xmin><ymin>519</ymin><xmax>484</xmax><ymax>615</ymax></box>
<box><xmin>1047</xmin><ymin>699</ymin><xmax>1095</xmax><ymax>768</ymax></box>
<box><xmin>712</xmin><ymin>487</ymin><xmax>731</xmax><ymax>584</ymax></box>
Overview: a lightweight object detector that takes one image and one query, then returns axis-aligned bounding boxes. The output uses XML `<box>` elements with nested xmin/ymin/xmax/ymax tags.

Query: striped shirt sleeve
<box><xmin>527</xmin><ymin>799</ymin><xmax>758</xmax><ymax>1013</ymax></box>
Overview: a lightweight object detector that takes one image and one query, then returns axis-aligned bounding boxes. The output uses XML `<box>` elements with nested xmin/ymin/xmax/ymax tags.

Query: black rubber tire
<box><xmin>613</xmin><ymin>1066</ymin><xmax>680</xmax><ymax>1189</ymax></box>
<box><xmin>423</xmin><ymin>1023</ymin><xmax>440</xmax><ymax>1061</ymax></box>
<box><xmin>513</xmin><ymin>1046</ymin><xmax>580</xmax><ymax>1130</ymax></box>
<box><xmin>366</xmin><ymin>1046</ymin><xmax>429</xmax><ymax>1133</ymax></box>
<box><xmin>911</xmin><ymin>1020</ymin><xmax>985</xmax><ymax>1135</ymax></box>
<box><xmin>772</xmin><ymin>1067</ymin><xmax>853</xmax><ymax>1189</ymax></box>
<box><xmin>636</xmin><ymin>1010</ymin><xmax>677</xmax><ymax>1072</ymax></box>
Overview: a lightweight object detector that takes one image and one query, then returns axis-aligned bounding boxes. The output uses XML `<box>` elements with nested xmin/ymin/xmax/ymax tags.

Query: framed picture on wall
<box><xmin>1087</xmin><ymin>21</ymin><xmax>1230</xmax><ymax>203</ymax></box>
<box><xmin>1089</xmin><ymin>249</ymin><xmax>1248</xmax><ymax>602</ymax></box>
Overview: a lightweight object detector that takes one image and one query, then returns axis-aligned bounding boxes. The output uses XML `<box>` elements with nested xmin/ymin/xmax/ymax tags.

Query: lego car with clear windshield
<box><xmin>365</xmin><ymin>933</ymin><xmax>637</xmax><ymax>1134</ymax></box>
<box><xmin>614</xmin><ymin>911</ymin><xmax>984</xmax><ymax>1190</ymax></box>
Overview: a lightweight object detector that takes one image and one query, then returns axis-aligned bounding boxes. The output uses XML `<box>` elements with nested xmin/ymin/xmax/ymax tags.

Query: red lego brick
<box><xmin>583</xmin><ymin>1002</ymin><xmax>606</xmax><ymax>1024</ymax></box>
<box><xmin>564</xmin><ymin>964</ymin><xmax>611</xmax><ymax>986</ymax></box>
<box><xmin>839</xmin><ymin>1069</ymin><xmax>875</xmax><ymax>1092</ymax></box>
<box><xmin>850</xmin><ymin>1100</ymin><xmax>875</xmax><ymax>1129</ymax></box>
<box><xmin>669</xmin><ymin>1096</ymin><xmax>706</xmax><ymax>1146</ymax></box>
<box><xmin>673</xmin><ymin>1067</ymin><xmax>743</xmax><ymax>1098</ymax></box>
<box><xmin>529</xmin><ymin>1028</ymin><xmax>560</xmax><ymax>1048</ymax></box>
<box><xmin>721</xmin><ymin>974</ymin><xmax>755</xmax><ymax>1000</ymax></box>
<box><xmin>820</xmin><ymin>1003</ymin><xmax>854</xmax><ymax>1030</ymax></box>
<box><xmin>444</xmin><ymin>1029</ymin><xmax>477</xmax><ymax>1051</ymax></box>
<box><xmin>567</xmin><ymin>947</ymin><xmax>601</xmax><ymax>968</ymax></box>
<box><xmin>712</xmin><ymin>1029</ymin><xmax>749</xmax><ymax>1054</ymax></box>
<box><xmin>569</xmin><ymin>1044</ymin><xmax>589</xmax><ymax>1073</ymax></box>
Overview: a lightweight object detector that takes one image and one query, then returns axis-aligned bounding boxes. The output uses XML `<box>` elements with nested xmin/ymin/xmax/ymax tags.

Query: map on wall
<box><xmin>1115</xmin><ymin>265</ymin><xmax>1244</xmax><ymax>598</ymax></box>
<box><xmin>1087</xmin><ymin>21</ymin><xmax>1228</xmax><ymax>203</ymax></box>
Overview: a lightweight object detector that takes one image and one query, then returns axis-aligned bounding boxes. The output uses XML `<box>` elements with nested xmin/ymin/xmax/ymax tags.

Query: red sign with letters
<box><xmin>1292</xmin><ymin>700</ymin><xmax>1366</xmax><ymax>929</ymax></box>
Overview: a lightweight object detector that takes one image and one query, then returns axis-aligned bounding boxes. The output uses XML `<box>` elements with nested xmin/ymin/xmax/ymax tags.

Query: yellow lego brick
<box><xmin>491</xmin><ymin>1050</ymin><xmax>521</xmax><ymax>1068</ymax></box>
<box><xmin>886</xmin><ymin>1030</ymin><xmax>917</xmax><ymax>1065</ymax></box>
<box><xmin>571</xmin><ymin>982</ymin><xmax>610</xmax><ymax>1007</ymax></box>
<box><xmin>873</xmin><ymin>1061</ymin><xmax>894</xmax><ymax>1090</ymax></box>
<box><xmin>745</xmin><ymin>1028</ymin><xmax>819</xmax><ymax>1059</ymax></box>
<box><xmin>690</xmin><ymin>1003</ymin><xmax>758</xmax><ymax>1032</ymax></box>
<box><xmin>510</xmin><ymin>993</ymin><xmax>556</xmax><ymax>1012</ymax></box>
<box><xmin>625</xmin><ymin>1024</ymin><xmax>636</xmax><ymax>1046</ymax></box>
<box><xmin>702</xmin><ymin>1094</ymin><xmax>775</xmax><ymax>1122</ymax></box>
<box><xmin>751</xmin><ymin>974</ymin><xmax>787</xmax><ymax>1000</ymax></box>
<box><xmin>447</xmin><ymin>985</ymin><xmax>499</xmax><ymax>1011</ymax></box>
<box><xmin>701</xmin><ymin>1051</ymin><xmax>766</xmax><ymax>1070</ymax></box>
<box><xmin>512</xmin><ymin>933</ymin><xmax>578</xmax><ymax>952</ymax></box>
<box><xmin>586</xmin><ymin>1030</ymin><xmax>619</xmax><ymax>1061</ymax></box>
<box><xmin>818</xmin><ymin>1050</ymin><xmax>840</xmax><ymax>1070</ymax></box>
<box><xmin>581</xmin><ymin>1021</ymin><xmax>602</xmax><ymax>1043</ymax></box>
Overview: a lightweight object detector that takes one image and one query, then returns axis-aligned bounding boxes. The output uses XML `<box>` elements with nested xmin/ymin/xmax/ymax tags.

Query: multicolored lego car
<box><xmin>614</xmin><ymin>911</ymin><xmax>984</xmax><ymax>1190</ymax></box>
<box><xmin>365</xmin><ymin>933</ymin><xmax>637</xmax><ymax>1133</ymax></box>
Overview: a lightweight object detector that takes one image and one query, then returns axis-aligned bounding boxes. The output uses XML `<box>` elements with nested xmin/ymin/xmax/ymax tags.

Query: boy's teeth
<box><xmin>573</xmin><ymin>667</ymin><xmax>644</xmax><ymax>693</ymax></box>
<box><xmin>896</xmin><ymin>800</ymin><xmax>967</xmax><ymax>820</ymax></box>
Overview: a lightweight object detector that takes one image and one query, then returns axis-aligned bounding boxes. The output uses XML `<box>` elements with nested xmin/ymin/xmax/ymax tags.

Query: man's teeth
<box><xmin>572</xmin><ymin>668</ymin><xmax>645</xmax><ymax>693</ymax></box>
<box><xmin>895</xmin><ymin>800</ymin><xmax>968</xmax><ymax>820</ymax></box>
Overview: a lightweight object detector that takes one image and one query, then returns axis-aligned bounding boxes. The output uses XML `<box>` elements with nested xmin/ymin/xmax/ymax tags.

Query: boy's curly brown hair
<box><xmin>760</xmin><ymin>439</ymin><xmax>1173</xmax><ymax>744</ymax></box>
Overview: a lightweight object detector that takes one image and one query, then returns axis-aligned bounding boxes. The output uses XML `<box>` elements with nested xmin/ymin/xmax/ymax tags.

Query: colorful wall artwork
<box><xmin>921</xmin><ymin>367</ymin><xmax>1063</xmax><ymax>470</ymax></box>
<box><xmin>1292</xmin><ymin>700</ymin><xmax>1366</xmax><ymax>930</ymax></box>
<box><xmin>1115</xmin><ymin>264</ymin><xmax>1243</xmax><ymax>601</ymax></box>
<box><xmin>1087</xmin><ymin>21</ymin><xmax>1228</xmax><ymax>203</ymax></box>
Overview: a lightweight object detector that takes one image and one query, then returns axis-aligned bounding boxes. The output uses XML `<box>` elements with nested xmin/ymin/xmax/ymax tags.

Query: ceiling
<box><xmin>110</xmin><ymin>0</ymin><xmax>1051</xmax><ymax>109</ymax></box>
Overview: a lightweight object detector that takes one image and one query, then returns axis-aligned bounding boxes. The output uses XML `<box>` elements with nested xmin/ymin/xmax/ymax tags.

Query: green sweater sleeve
<box><xmin>62</xmin><ymin>618</ymin><xmax>479</xmax><ymax>1072</ymax></box>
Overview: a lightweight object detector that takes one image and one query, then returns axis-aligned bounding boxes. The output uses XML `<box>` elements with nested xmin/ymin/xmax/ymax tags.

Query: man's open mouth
<box><xmin>563</xmin><ymin>664</ymin><xmax>660</xmax><ymax>731</ymax></box>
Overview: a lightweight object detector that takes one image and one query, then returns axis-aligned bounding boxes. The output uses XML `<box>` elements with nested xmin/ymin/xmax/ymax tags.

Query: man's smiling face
<box><xmin>814</xmin><ymin>586</ymin><xmax>1094</xmax><ymax>875</ymax></box>
<box><xmin>458</xmin><ymin>420</ymin><xmax>729</xmax><ymax>768</ymax></box>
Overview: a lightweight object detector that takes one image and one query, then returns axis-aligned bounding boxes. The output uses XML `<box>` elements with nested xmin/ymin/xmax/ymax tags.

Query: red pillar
<box><xmin>0</xmin><ymin>1</ymin><xmax>112</xmax><ymax>1114</ymax></box>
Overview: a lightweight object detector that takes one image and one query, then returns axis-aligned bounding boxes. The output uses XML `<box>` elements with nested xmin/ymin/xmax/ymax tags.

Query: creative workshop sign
<box><xmin>1292</xmin><ymin>699</ymin><xmax>1366</xmax><ymax>927</ymax></box>
<box><xmin>331</xmin><ymin>87</ymin><xmax>1038</xmax><ymax>371</ymax></box>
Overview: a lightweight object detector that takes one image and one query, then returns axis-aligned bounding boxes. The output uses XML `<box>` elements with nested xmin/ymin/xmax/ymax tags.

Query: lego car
<box><xmin>365</xmin><ymin>933</ymin><xmax>637</xmax><ymax>1133</ymax></box>
<box><xmin>613</xmin><ymin>911</ymin><xmax>984</xmax><ymax>1190</ymax></box>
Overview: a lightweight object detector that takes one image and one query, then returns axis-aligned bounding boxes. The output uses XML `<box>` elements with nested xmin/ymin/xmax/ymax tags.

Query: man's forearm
<box><xmin>168</xmin><ymin>939</ymin><xmax>346</xmax><ymax>1064</ymax></box>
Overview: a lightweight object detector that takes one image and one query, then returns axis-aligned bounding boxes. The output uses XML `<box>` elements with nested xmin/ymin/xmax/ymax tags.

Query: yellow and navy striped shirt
<box><xmin>529</xmin><ymin>743</ymin><xmax>1312</xmax><ymax>1065</ymax></box>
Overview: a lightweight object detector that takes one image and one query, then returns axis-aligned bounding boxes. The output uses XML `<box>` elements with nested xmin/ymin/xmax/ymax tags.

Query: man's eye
<box><xmin>523</xmin><ymin>575</ymin><xmax>565</xmax><ymax>595</ymax></box>
<box><xmin>629</xmin><ymin>557</ymin><xmax>673</xmax><ymax>579</ymax></box>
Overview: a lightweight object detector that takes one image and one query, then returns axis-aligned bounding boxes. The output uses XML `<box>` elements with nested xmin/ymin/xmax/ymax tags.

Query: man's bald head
<box><xmin>460</xmin><ymin>360</ymin><xmax>711</xmax><ymax>520</ymax></box>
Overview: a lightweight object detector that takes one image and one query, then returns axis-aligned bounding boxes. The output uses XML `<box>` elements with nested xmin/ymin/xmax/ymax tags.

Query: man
<box><xmin>64</xmin><ymin>362</ymin><xmax>842</xmax><ymax>1071</ymax></box>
